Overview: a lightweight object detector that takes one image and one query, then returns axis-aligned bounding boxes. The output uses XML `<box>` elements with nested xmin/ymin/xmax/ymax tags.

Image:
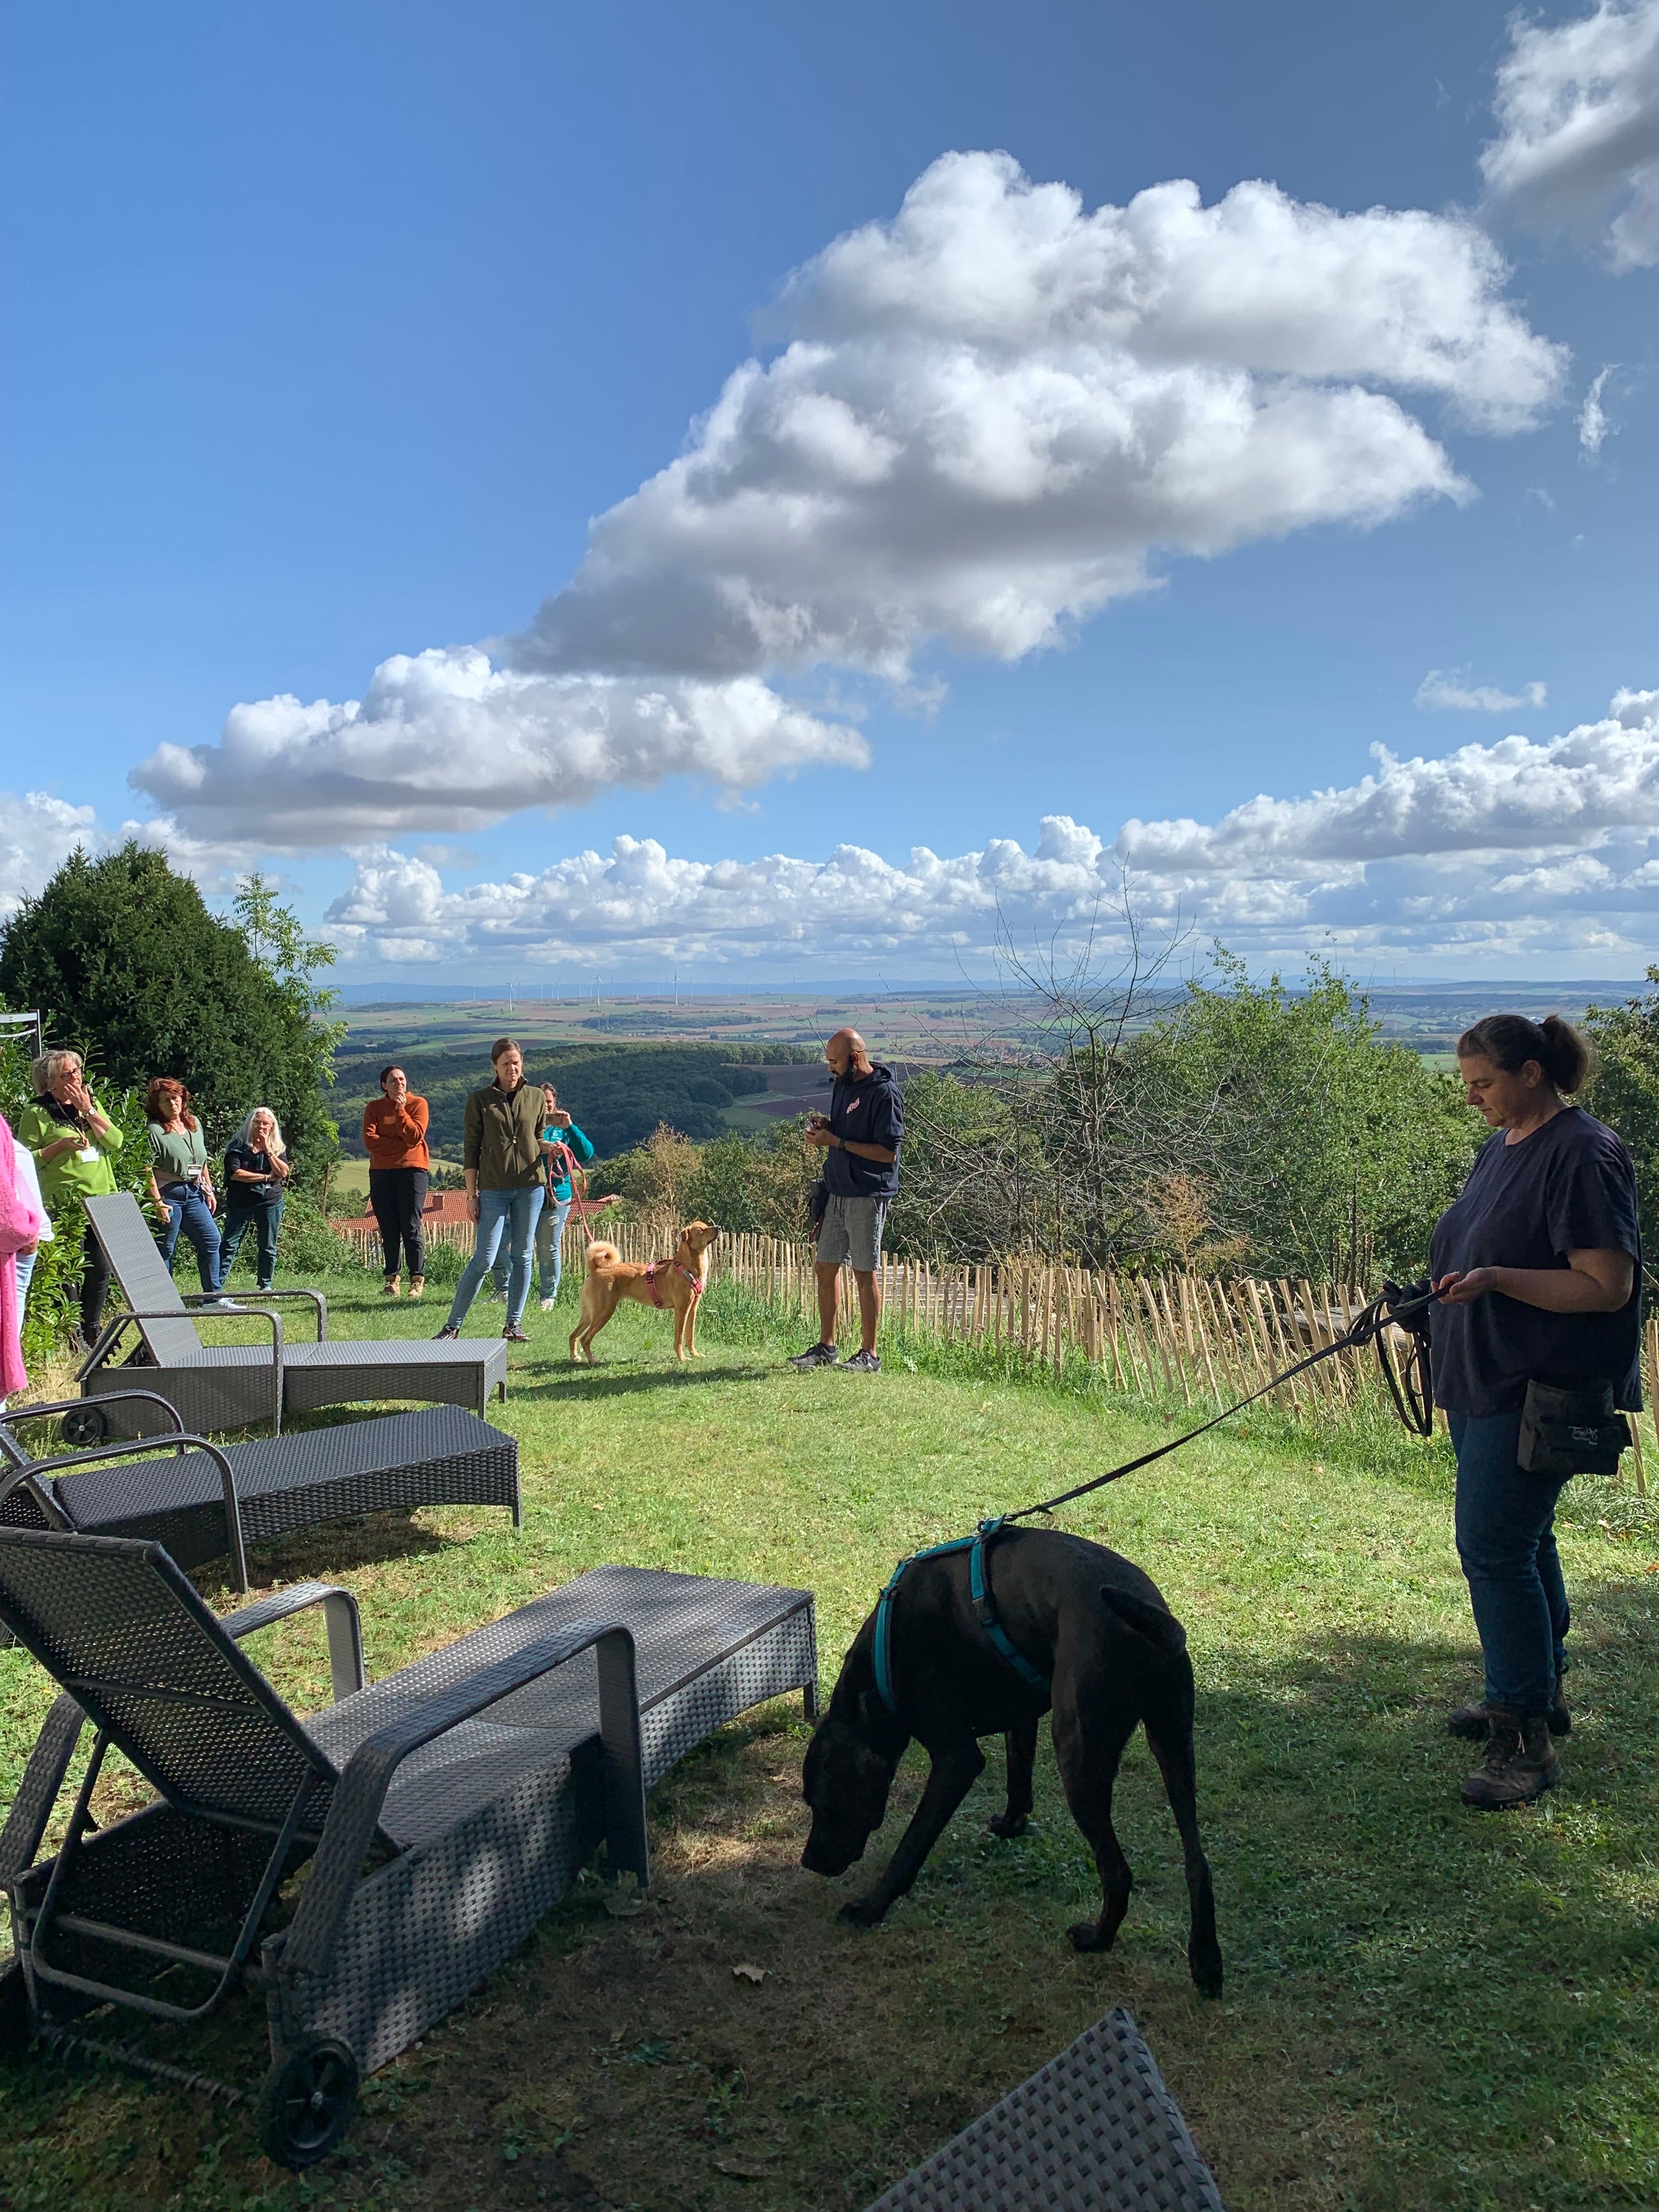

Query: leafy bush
<box><xmin>414</xmin><ymin>1237</ymin><xmax>466</xmax><ymax>1285</ymax></box>
<box><xmin>1141</xmin><ymin>952</ymin><xmax>1480</xmax><ymax>1279</ymax></box>
<box><xmin>0</xmin><ymin>1035</ymin><xmax>150</xmax><ymax>1365</ymax></box>
<box><xmin>1585</xmin><ymin>967</ymin><xmax>1659</xmax><ymax>1270</ymax></box>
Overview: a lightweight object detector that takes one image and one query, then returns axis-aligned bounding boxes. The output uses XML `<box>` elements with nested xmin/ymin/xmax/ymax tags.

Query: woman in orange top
<box><xmin>362</xmin><ymin>1065</ymin><xmax>431</xmax><ymax>1299</ymax></box>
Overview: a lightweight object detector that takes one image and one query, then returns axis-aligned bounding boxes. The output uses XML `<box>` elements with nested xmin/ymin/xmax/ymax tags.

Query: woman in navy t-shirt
<box><xmin>1430</xmin><ymin>1013</ymin><xmax>1640</xmax><ymax>1811</ymax></box>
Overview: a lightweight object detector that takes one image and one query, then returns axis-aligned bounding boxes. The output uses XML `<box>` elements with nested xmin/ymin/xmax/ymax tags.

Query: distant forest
<box><xmin>328</xmin><ymin>1041</ymin><xmax>820</xmax><ymax>1158</ymax></box>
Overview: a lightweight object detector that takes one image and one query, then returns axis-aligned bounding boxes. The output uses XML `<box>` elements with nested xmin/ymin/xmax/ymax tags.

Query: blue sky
<box><xmin>2</xmin><ymin>0</ymin><xmax>1656</xmax><ymax>983</ymax></box>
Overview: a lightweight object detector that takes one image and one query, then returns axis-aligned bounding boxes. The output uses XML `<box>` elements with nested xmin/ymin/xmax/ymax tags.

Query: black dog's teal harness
<box><xmin>867</xmin><ymin>1286</ymin><xmax>1440</xmax><ymax>1718</ymax></box>
<box><xmin>872</xmin><ymin>1516</ymin><xmax>1049</xmax><ymax>1715</ymax></box>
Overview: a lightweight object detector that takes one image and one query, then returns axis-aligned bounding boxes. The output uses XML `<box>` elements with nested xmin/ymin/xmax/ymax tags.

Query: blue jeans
<box><xmin>447</xmin><ymin>1184</ymin><xmax>544</xmax><ymax>1331</ymax></box>
<box><xmin>13</xmin><ymin>1249</ymin><xmax>38</xmax><ymax>1305</ymax></box>
<box><xmin>160</xmin><ymin>1186</ymin><xmax>223</xmax><ymax>1294</ymax></box>
<box><xmin>219</xmin><ymin>1197</ymin><xmax>283</xmax><ymax>1290</ymax></box>
<box><xmin>492</xmin><ymin>1192</ymin><xmax>571</xmax><ymax>1302</ymax></box>
<box><xmin>1451</xmin><ymin>1408</ymin><xmax>1570</xmax><ymax>1717</ymax></box>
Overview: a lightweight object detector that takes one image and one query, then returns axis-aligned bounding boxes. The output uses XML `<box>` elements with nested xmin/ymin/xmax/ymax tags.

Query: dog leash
<box><xmin>869</xmin><ymin>1283</ymin><xmax>1438</xmax><ymax>1714</ymax></box>
<box><xmin>1000</xmin><ymin>1282</ymin><xmax>1438</xmax><ymax>1524</ymax></box>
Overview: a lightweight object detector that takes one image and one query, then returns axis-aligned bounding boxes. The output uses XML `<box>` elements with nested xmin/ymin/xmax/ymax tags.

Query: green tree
<box><xmin>1585</xmin><ymin>966</ymin><xmax>1659</xmax><ymax>1271</ymax></box>
<box><xmin>0</xmin><ymin>844</ymin><xmax>343</xmax><ymax>1185</ymax></box>
<box><xmin>1147</xmin><ymin>950</ymin><xmax>1480</xmax><ymax>1279</ymax></box>
<box><xmin>888</xmin><ymin>1069</ymin><xmax>1048</xmax><ymax>1262</ymax></box>
<box><xmin>684</xmin><ymin>1121</ymin><xmax>819</xmax><ymax>1240</ymax></box>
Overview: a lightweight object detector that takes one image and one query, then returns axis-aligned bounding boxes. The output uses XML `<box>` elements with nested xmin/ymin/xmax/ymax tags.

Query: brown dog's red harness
<box><xmin>643</xmin><ymin>1261</ymin><xmax>704</xmax><ymax>1309</ymax></box>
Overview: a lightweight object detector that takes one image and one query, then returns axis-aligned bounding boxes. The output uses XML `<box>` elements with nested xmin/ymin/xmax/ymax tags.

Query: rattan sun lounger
<box><xmin>76</xmin><ymin>1193</ymin><xmax>507</xmax><ymax>1435</ymax></box>
<box><xmin>0</xmin><ymin>1530</ymin><xmax>817</xmax><ymax>2168</ymax></box>
<box><xmin>863</xmin><ymin>2008</ymin><xmax>1227</xmax><ymax>2211</ymax></box>
<box><xmin>0</xmin><ymin>1397</ymin><xmax>518</xmax><ymax>1589</ymax></box>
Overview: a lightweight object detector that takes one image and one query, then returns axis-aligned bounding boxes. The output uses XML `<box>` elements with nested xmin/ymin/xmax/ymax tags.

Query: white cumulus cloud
<box><xmin>325</xmin><ymin>688</ymin><xmax>1659</xmax><ymax>973</ymax></box>
<box><xmin>517</xmin><ymin>155</ymin><xmax>1563</xmax><ymax>681</ymax></box>
<box><xmin>0</xmin><ymin>793</ymin><xmax>102</xmax><ymax>918</ymax></box>
<box><xmin>1482</xmin><ymin>0</ymin><xmax>1659</xmax><ymax>269</ymax></box>
<box><xmin>1415</xmin><ymin>670</ymin><xmax>1548</xmax><ymax>713</ymax></box>
<box><xmin>1115</xmin><ymin>687</ymin><xmax>1659</xmax><ymax>874</ymax></box>
<box><xmin>131</xmin><ymin>652</ymin><xmax>864</xmax><ymax>847</ymax></box>
<box><xmin>132</xmin><ymin>153</ymin><xmax>1565</xmax><ymax>852</ymax></box>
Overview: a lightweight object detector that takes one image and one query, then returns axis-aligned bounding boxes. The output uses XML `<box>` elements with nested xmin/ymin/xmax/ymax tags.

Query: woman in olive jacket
<box><xmin>434</xmin><ymin>1038</ymin><xmax>552</xmax><ymax>1344</ymax></box>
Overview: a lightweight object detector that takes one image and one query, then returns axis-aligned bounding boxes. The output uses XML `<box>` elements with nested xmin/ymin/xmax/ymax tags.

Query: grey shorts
<box><xmin>816</xmin><ymin>1193</ymin><xmax>888</xmax><ymax>1271</ymax></box>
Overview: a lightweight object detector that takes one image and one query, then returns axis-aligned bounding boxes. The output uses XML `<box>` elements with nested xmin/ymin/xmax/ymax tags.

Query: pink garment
<box><xmin>0</xmin><ymin>1113</ymin><xmax>47</xmax><ymax>1398</ymax></box>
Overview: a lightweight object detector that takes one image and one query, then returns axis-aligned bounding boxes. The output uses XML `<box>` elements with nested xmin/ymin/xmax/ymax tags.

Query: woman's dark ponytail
<box><xmin>1537</xmin><ymin>1015</ymin><xmax>1592</xmax><ymax>1094</ymax></box>
<box><xmin>1456</xmin><ymin>1012</ymin><xmax>1593</xmax><ymax>1094</ymax></box>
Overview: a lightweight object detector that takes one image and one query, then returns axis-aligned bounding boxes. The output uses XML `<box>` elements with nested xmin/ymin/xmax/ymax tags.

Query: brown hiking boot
<box><xmin>1460</xmin><ymin>1708</ymin><xmax>1560</xmax><ymax>1810</ymax></box>
<box><xmin>1446</xmin><ymin>1678</ymin><xmax>1571</xmax><ymax>1741</ymax></box>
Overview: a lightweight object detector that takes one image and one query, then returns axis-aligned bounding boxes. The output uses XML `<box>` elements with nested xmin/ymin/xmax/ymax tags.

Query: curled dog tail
<box><xmin>585</xmin><ymin>1240</ymin><xmax>620</xmax><ymax>1274</ymax></box>
<box><xmin>1099</xmin><ymin>1583</ymin><xmax>1188</xmax><ymax>1656</ymax></box>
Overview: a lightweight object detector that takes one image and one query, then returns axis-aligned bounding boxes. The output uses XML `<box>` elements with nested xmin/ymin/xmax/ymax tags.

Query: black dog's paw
<box><xmin>1067</xmin><ymin>1920</ymin><xmax>1116</xmax><ymax>1954</ymax></box>
<box><xmin>1190</xmin><ymin>1943</ymin><xmax>1224</xmax><ymax>1999</ymax></box>
<box><xmin>988</xmin><ymin>1810</ymin><xmax>1028</xmax><ymax>1839</ymax></box>
<box><xmin>837</xmin><ymin>1895</ymin><xmax>888</xmax><ymax>1930</ymax></box>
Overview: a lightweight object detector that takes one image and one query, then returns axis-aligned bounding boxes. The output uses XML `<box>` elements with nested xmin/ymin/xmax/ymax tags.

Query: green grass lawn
<box><xmin>2</xmin><ymin>1273</ymin><xmax>1656</xmax><ymax>2211</ymax></box>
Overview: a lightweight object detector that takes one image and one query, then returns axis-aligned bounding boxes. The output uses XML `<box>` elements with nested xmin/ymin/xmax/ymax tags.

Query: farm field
<box><xmin>332</xmin><ymin>982</ymin><xmax>1646</xmax><ymax>1074</ymax></box>
<box><xmin>1</xmin><ymin>1278</ymin><xmax>1655</xmax><ymax>2211</ymax></box>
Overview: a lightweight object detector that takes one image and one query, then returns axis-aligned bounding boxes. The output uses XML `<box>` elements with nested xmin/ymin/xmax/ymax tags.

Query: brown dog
<box><xmin>568</xmin><ymin>1222</ymin><xmax>720</xmax><ymax>1364</ymax></box>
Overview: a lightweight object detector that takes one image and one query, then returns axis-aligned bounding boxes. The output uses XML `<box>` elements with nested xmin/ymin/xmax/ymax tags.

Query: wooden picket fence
<box><xmin>332</xmin><ymin>1216</ymin><xmax>1655</xmax><ymax>1489</ymax></box>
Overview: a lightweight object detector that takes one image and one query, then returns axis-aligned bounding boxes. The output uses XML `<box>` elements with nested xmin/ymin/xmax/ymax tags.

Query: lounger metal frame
<box><xmin>77</xmin><ymin>1193</ymin><xmax>507</xmax><ymax>1436</ymax></box>
<box><xmin>0</xmin><ymin>1399</ymin><xmax>520</xmax><ymax>1591</ymax></box>
<box><xmin>0</xmin><ymin>1531</ymin><xmax>817</xmax><ymax>2166</ymax></box>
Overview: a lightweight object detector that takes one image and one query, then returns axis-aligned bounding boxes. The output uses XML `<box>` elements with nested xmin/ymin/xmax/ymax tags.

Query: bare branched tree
<box><xmin>889</xmin><ymin>879</ymin><xmax>1205</xmax><ymax>1267</ymax></box>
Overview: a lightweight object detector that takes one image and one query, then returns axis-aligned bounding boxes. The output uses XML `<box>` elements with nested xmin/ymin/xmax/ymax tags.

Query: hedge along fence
<box><xmin>331</xmin><ymin>1214</ymin><xmax>1658</xmax><ymax>1493</ymax></box>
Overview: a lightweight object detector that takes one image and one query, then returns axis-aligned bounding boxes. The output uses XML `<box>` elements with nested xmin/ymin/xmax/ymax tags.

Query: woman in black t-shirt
<box><xmin>1430</xmin><ymin>1014</ymin><xmax>1640</xmax><ymax>1812</ymax></box>
<box><xmin>220</xmin><ymin>1108</ymin><xmax>292</xmax><ymax>1294</ymax></box>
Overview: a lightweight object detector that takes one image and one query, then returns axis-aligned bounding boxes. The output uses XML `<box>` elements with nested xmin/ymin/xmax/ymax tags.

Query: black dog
<box><xmin>800</xmin><ymin>1525</ymin><xmax>1223</xmax><ymax>1996</ymax></box>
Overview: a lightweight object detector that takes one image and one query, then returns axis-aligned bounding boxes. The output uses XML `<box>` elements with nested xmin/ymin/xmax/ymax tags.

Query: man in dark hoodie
<box><xmin>790</xmin><ymin>1028</ymin><xmax>903</xmax><ymax>1374</ymax></box>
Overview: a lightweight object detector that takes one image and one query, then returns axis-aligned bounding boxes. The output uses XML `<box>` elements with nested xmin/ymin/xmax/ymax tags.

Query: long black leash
<box><xmin>869</xmin><ymin>1282</ymin><xmax>1438</xmax><ymax>1716</ymax></box>
<box><xmin>1001</xmin><ymin>1280</ymin><xmax>1440</xmax><ymax>1525</ymax></box>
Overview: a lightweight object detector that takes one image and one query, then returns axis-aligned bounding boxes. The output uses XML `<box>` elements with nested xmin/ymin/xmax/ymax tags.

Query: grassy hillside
<box><xmin>2</xmin><ymin>1279</ymin><xmax>1654</xmax><ymax>2210</ymax></box>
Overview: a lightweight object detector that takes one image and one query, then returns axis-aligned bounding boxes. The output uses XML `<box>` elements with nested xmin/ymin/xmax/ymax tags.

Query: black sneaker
<box><xmin>435</xmin><ymin>1323</ymin><xmax>460</xmax><ymax>1340</ymax></box>
<box><xmin>842</xmin><ymin>1350</ymin><xmax>882</xmax><ymax>1374</ymax></box>
<box><xmin>789</xmin><ymin>1342</ymin><xmax>840</xmax><ymax>1370</ymax></box>
<box><xmin>502</xmin><ymin>1325</ymin><xmax>530</xmax><ymax>1344</ymax></box>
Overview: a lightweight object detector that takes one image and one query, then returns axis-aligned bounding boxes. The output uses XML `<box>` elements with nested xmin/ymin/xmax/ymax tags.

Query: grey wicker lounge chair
<box><xmin>0</xmin><ymin>1528</ymin><xmax>817</xmax><ymax>2168</ymax></box>
<box><xmin>864</xmin><ymin>2008</ymin><xmax>1227</xmax><ymax>2211</ymax></box>
<box><xmin>0</xmin><ymin>1396</ymin><xmax>518</xmax><ymax>1589</ymax></box>
<box><xmin>75</xmin><ymin>1192</ymin><xmax>507</xmax><ymax>1436</ymax></box>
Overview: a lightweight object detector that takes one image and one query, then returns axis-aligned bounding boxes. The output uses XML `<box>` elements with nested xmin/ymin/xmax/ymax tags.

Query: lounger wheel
<box><xmin>256</xmin><ymin>2037</ymin><xmax>359</xmax><ymax>2169</ymax></box>
<box><xmin>59</xmin><ymin>1406</ymin><xmax>109</xmax><ymax>1448</ymax></box>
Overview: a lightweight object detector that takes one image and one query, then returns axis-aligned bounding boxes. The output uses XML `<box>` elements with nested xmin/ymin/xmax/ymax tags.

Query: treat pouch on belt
<box><xmin>1517</xmin><ymin>1380</ymin><xmax>1632</xmax><ymax>1478</ymax></box>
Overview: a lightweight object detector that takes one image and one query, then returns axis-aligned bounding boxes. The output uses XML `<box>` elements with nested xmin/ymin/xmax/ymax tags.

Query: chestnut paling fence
<box><xmin>333</xmin><ymin>1216</ymin><xmax>1656</xmax><ymax>1492</ymax></box>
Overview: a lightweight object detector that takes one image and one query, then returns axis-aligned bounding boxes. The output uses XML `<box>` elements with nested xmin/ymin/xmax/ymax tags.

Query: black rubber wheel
<box><xmin>59</xmin><ymin>1406</ymin><xmax>109</xmax><ymax>1449</ymax></box>
<box><xmin>256</xmin><ymin>2038</ymin><xmax>359</xmax><ymax>2169</ymax></box>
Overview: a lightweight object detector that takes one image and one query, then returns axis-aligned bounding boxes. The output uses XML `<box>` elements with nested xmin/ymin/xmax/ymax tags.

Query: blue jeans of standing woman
<box><xmin>219</xmin><ymin>1197</ymin><xmax>284</xmax><ymax>1291</ymax></box>
<box><xmin>159</xmin><ymin>1183</ymin><xmax>223</xmax><ymax>1294</ymax></box>
<box><xmin>492</xmin><ymin>1192</ymin><xmax>571</xmax><ymax>1302</ymax></box>
<box><xmin>446</xmin><ymin>1184</ymin><xmax>544</xmax><ymax>1331</ymax></box>
<box><xmin>1451</xmin><ymin>1408</ymin><xmax>1570</xmax><ymax>1717</ymax></box>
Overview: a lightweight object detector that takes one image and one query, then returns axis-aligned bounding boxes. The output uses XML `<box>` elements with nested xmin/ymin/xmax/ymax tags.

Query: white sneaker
<box><xmin>540</xmin><ymin>1296</ymin><xmax>557</xmax><ymax>1312</ymax></box>
<box><xmin>205</xmin><ymin>1297</ymin><xmax>243</xmax><ymax>1312</ymax></box>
